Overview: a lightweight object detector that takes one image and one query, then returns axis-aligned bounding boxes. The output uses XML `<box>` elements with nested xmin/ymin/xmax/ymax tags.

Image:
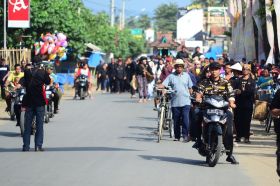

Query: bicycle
<box><xmin>156</xmin><ymin>87</ymin><xmax>175</xmax><ymax>143</ymax></box>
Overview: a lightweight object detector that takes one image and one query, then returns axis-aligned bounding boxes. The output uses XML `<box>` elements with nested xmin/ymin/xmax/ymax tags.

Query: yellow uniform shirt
<box><xmin>7</xmin><ymin>71</ymin><xmax>24</xmax><ymax>83</ymax></box>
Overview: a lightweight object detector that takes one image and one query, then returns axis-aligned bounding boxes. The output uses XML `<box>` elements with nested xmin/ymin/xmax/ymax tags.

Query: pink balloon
<box><xmin>61</xmin><ymin>41</ymin><xmax>68</xmax><ymax>47</ymax></box>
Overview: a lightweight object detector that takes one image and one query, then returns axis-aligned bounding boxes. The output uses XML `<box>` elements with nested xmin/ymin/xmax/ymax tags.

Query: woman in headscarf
<box><xmin>135</xmin><ymin>57</ymin><xmax>153</xmax><ymax>103</ymax></box>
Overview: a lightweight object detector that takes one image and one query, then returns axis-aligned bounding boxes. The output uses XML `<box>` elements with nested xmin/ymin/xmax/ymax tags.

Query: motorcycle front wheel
<box><xmin>207</xmin><ymin>134</ymin><xmax>222</xmax><ymax>167</ymax></box>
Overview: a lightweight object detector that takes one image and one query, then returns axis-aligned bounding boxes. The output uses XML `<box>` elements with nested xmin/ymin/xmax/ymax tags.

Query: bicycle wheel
<box><xmin>265</xmin><ymin>111</ymin><xmax>273</xmax><ymax>133</ymax></box>
<box><xmin>158</xmin><ymin>106</ymin><xmax>165</xmax><ymax>143</ymax></box>
<box><xmin>168</xmin><ymin>109</ymin><xmax>174</xmax><ymax>138</ymax></box>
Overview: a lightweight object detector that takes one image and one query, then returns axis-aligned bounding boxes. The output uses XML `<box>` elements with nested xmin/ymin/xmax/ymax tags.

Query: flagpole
<box><xmin>4</xmin><ymin>0</ymin><xmax>7</xmax><ymax>49</ymax></box>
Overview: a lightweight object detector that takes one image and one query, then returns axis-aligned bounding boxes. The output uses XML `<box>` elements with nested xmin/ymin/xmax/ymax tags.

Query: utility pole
<box><xmin>119</xmin><ymin>11</ymin><xmax>122</xmax><ymax>29</ymax></box>
<box><xmin>121</xmin><ymin>0</ymin><xmax>125</xmax><ymax>29</ymax></box>
<box><xmin>4</xmin><ymin>0</ymin><xmax>7</xmax><ymax>49</ymax></box>
<box><xmin>110</xmin><ymin>0</ymin><xmax>115</xmax><ymax>27</ymax></box>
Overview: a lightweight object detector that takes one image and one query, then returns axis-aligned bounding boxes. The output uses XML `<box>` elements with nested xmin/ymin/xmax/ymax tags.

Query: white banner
<box><xmin>274</xmin><ymin>0</ymin><xmax>280</xmax><ymax>56</ymax></box>
<box><xmin>265</xmin><ymin>0</ymin><xmax>275</xmax><ymax>64</ymax></box>
<box><xmin>244</xmin><ymin>0</ymin><xmax>256</xmax><ymax>61</ymax></box>
<box><xmin>228</xmin><ymin>0</ymin><xmax>236</xmax><ymax>59</ymax></box>
<box><xmin>252</xmin><ymin>0</ymin><xmax>266</xmax><ymax>61</ymax></box>
<box><xmin>235</xmin><ymin>0</ymin><xmax>245</xmax><ymax>61</ymax></box>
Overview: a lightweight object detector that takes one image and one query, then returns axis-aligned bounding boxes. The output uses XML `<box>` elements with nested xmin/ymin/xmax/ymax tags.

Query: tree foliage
<box><xmin>0</xmin><ymin>0</ymin><xmax>145</xmax><ymax>58</ymax></box>
<box><xmin>154</xmin><ymin>3</ymin><xmax>178</xmax><ymax>34</ymax></box>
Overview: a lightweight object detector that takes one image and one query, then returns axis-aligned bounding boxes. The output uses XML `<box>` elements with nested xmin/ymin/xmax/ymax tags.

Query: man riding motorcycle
<box><xmin>5</xmin><ymin>64</ymin><xmax>24</xmax><ymax>113</ymax></box>
<box><xmin>194</xmin><ymin>62</ymin><xmax>239</xmax><ymax>164</ymax></box>
<box><xmin>74</xmin><ymin>61</ymin><xmax>92</xmax><ymax>99</ymax></box>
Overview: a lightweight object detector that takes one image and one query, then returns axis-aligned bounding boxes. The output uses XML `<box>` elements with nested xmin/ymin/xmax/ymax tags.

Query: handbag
<box><xmin>141</xmin><ymin>64</ymin><xmax>154</xmax><ymax>83</ymax></box>
<box><xmin>130</xmin><ymin>75</ymin><xmax>138</xmax><ymax>90</ymax></box>
<box><xmin>253</xmin><ymin>100</ymin><xmax>269</xmax><ymax>121</ymax></box>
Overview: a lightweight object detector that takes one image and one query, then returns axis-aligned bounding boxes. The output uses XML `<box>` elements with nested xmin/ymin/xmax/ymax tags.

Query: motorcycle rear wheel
<box><xmin>10</xmin><ymin>101</ymin><xmax>15</xmax><ymax>121</ymax></box>
<box><xmin>207</xmin><ymin>135</ymin><xmax>222</xmax><ymax>167</ymax></box>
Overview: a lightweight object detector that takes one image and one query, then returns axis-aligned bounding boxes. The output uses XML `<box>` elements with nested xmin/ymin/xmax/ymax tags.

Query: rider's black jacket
<box><xmin>198</xmin><ymin>77</ymin><xmax>235</xmax><ymax>101</ymax></box>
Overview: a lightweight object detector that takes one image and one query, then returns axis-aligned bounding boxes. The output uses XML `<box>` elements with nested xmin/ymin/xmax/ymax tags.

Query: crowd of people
<box><xmin>88</xmin><ymin>46</ymin><xmax>280</xmax><ymax>167</ymax></box>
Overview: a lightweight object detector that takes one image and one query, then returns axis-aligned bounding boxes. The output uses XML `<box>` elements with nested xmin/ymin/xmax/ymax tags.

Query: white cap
<box><xmin>230</xmin><ymin>63</ymin><xmax>242</xmax><ymax>71</ymax></box>
<box><xmin>199</xmin><ymin>55</ymin><xmax>205</xmax><ymax>59</ymax></box>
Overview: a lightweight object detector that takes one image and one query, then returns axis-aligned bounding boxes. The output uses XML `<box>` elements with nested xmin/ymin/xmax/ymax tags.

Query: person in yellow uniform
<box><xmin>5</xmin><ymin>64</ymin><xmax>24</xmax><ymax>112</ymax></box>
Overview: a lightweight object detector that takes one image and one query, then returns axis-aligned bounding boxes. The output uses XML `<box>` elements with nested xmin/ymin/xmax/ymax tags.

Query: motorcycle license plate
<box><xmin>207</xmin><ymin>109</ymin><xmax>224</xmax><ymax>115</ymax></box>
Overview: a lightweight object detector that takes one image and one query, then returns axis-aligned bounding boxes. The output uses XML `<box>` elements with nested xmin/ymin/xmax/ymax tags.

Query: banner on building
<box><xmin>274</xmin><ymin>0</ymin><xmax>280</xmax><ymax>56</ymax></box>
<box><xmin>8</xmin><ymin>0</ymin><xmax>30</xmax><ymax>28</ymax></box>
<box><xmin>266</xmin><ymin>0</ymin><xmax>275</xmax><ymax>64</ymax></box>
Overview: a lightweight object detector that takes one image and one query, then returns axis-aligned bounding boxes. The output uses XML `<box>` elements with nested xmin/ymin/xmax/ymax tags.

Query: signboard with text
<box><xmin>8</xmin><ymin>0</ymin><xmax>30</xmax><ymax>28</ymax></box>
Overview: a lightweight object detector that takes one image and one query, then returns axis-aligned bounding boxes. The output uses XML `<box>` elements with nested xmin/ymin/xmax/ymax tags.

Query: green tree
<box><xmin>126</xmin><ymin>14</ymin><xmax>151</xmax><ymax>29</ymax></box>
<box><xmin>0</xmin><ymin>0</ymin><xmax>145</xmax><ymax>58</ymax></box>
<box><xmin>154</xmin><ymin>3</ymin><xmax>178</xmax><ymax>34</ymax></box>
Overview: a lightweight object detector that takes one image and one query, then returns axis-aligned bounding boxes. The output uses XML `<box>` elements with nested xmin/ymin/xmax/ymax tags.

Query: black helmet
<box><xmin>209</xmin><ymin>62</ymin><xmax>221</xmax><ymax>69</ymax></box>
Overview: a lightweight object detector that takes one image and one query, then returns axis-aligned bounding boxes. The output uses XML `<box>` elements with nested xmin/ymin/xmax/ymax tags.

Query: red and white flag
<box><xmin>8</xmin><ymin>0</ymin><xmax>30</xmax><ymax>28</ymax></box>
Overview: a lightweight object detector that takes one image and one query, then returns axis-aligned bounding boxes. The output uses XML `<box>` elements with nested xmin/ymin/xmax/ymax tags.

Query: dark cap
<box><xmin>209</xmin><ymin>62</ymin><xmax>221</xmax><ymax>69</ymax></box>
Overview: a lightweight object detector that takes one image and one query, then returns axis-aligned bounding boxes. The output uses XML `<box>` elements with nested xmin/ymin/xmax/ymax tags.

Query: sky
<box><xmin>83</xmin><ymin>0</ymin><xmax>192</xmax><ymax>17</ymax></box>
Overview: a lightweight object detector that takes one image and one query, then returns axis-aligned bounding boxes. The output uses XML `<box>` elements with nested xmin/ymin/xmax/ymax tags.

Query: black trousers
<box><xmin>195</xmin><ymin>109</ymin><xmax>234</xmax><ymax>156</ymax></box>
<box><xmin>115</xmin><ymin>78</ymin><xmax>124</xmax><ymax>93</ymax></box>
<box><xmin>1</xmin><ymin>85</ymin><xmax>5</xmax><ymax>99</ymax></box>
<box><xmin>109</xmin><ymin>78</ymin><xmax>116</xmax><ymax>93</ymax></box>
<box><xmin>234</xmin><ymin>106</ymin><xmax>253</xmax><ymax>138</ymax></box>
<box><xmin>274</xmin><ymin>120</ymin><xmax>280</xmax><ymax>176</ymax></box>
<box><xmin>52</xmin><ymin>92</ymin><xmax>60</xmax><ymax>110</ymax></box>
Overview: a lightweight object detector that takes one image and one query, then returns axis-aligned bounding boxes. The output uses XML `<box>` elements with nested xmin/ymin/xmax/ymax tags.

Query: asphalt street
<box><xmin>0</xmin><ymin>93</ymin><xmax>275</xmax><ymax>186</ymax></box>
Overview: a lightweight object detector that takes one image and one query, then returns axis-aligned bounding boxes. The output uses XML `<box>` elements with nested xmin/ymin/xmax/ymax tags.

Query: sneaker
<box><xmin>173</xmin><ymin>138</ymin><xmax>180</xmax><ymax>141</ymax></box>
<box><xmin>244</xmin><ymin>138</ymin><xmax>251</xmax><ymax>144</ymax></box>
<box><xmin>35</xmin><ymin>147</ymin><xmax>45</xmax><ymax>152</ymax></box>
<box><xmin>226</xmin><ymin>155</ymin><xmax>239</xmax><ymax>164</ymax></box>
<box><xmin>131</xmin><ymin>95</ymin><xmax>137</xmax><ymax>98</ymax></box>
<box><xmin>143</xmin><ymin>99</ymin><xmax>147</xmax><ymax>103</ymax></box>
<box><xmin>138</xmin><ymin>99</ymin><xmax>143</xmax><ymax>103</ymax></box>
<box><xmin>183</xmin><ymin>136</ymin><xmax>191</xmax><ymax>143</ymax></box>
<box><xmin>192</xmin><ymin>141</ymin><xmax>202</xmax><ymax>149</ymax></box>
<box><xmin>235</xmin><ymin>138</ymin><xmax>241</xmax><ymax>142</ymax></box>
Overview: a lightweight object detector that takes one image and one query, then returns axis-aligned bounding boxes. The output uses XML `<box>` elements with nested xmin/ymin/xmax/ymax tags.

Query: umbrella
<box><xmin>85</xmin><ymin>43</ymin><xmax>102</xmax><ymax>51</ymax></box>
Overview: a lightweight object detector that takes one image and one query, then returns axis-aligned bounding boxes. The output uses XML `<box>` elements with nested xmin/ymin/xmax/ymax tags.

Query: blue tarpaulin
<box><xmin>204</xmin><ymin>46</ymin><xmax>223</xmax><ymax>60</ymax></box>
<box><xmin>88</xmin><ymin>53</ymin><xmax>103</xmax><ymax>68</ymax></box>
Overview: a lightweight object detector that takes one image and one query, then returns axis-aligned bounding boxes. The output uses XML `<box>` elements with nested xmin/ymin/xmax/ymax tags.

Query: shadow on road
<box><xmin>137</xmin><ymin>117</ymin><xmax>157</xmax><ymax>121</ymax></box>
<box><xmin>235</xmin><ymin>151</ymin><xmax>275</xmax><ymax>158</ymax></box>
<box><xmin>139</xmin><ymin>155</ymin><xmax>206</xmax><ymax>166</ymax></box>
<box><xmin>0</xmin><ymin>117</ymin><xmax>11</xmax><ymax>121</ymax></box>
<box><xmin>0</xmin><ymin>131</ymin><xmax>21</xmax><ymax>137</ymax></box>
<box><xmin>0</xmin><ymin>146</ymin><xmax>142</xmax><ymax>153</ymax></box>
<box><xmin>120</xmin><ymin>136</ymin><xmax>155</xmax><ymax>142</ymax></box>
<box><xmin>112</xmin><ymin>100</ymin><xmax>136</xmax><ymax>103</ymax></box>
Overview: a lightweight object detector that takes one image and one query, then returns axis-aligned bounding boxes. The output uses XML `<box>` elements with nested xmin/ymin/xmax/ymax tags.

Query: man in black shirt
<box><xmin>0</xmin><ymin>58</ymin><xmax>10</xmax><ymax>102</ymax></box>
<box><xmin>270</xmin><ymin>89</ymin><xmax>280</xmax><ymax>177</ymax></box>
<box><xmin>22</xmin><ymin>57</ymin><xmax>51</xmax><ymax>152</ymax></box>
<box><xmin>107</xmin><ymin>58</ymin><xmax>116</xmax><ymax>93</ymax></box>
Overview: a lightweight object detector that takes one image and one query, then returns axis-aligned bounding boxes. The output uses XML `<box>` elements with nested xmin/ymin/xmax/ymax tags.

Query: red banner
<box><xmin>8</xmin><ymin>0</ymin><xmax>30</xmax><ymax>28</ymax></box>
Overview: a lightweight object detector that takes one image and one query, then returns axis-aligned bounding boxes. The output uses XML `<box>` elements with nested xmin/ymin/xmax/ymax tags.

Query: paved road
<box><xmin>0</xmin><ymin>93</ymin><xmax>277</xmax><ymax>186</ymax></box>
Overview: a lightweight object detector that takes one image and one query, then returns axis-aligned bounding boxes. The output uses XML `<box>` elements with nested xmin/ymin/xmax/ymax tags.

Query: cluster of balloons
<box><xmin>34</xmin><ymin>32</ymin><xmax>68</xmax><ymax>61</ymax></box>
